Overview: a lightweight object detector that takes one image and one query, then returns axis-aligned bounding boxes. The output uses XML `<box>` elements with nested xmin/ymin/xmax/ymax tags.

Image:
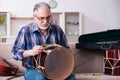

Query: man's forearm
<box><xmin>23</xmin><ymin>50</ymin><xmax>33</xmax><ymax>58</ymax></box>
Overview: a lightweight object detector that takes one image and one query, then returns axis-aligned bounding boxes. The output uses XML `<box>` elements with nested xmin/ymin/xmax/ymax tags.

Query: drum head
<box><xmin>44</xmin><ymin>47</ymin><xmax>74</xmax><ymax>80</ymax></box>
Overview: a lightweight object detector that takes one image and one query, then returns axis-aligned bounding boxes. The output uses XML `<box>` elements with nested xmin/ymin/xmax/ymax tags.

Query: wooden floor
<box><xmin>1</xmin><ymin>73</ymin><xmax>120</xmax><ymax>80</ymax></box>
<box><xmin>75</xmin><ymin>73</ymin><xmax>120</xmax><ymax>80</ymax></box>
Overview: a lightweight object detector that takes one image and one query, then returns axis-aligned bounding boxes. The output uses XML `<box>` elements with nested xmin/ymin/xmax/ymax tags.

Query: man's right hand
<box><xmin>31</xmin><ymin>45</ymin><xmax>45</xmax><ymax>56</ymax></box>
<box><xmin>23</xmin><ymin>45</ymin><xmax>45</xmax><ymax>58</ymax></box>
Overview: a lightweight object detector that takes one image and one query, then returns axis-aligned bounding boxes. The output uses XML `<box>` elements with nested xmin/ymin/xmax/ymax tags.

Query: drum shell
<box><xmin>104</xmin><ymin>49</ymin><xmax>120</xmax><ymax>75</ymax></box>
<box><xmin>33</xmin><ymin>45</ymin><xmax>75</xmax><ymax>79</ymax></box>
<box><xmin>44</xmin><ymin>47</ymin><xmax>75</xmax><ymax>79</ymax></box>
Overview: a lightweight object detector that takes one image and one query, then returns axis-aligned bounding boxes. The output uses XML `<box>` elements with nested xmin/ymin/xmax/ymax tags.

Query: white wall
<box><xmin>0</xmin><ymin>0</ymin><xmax>120</xmax><ymax>34</ymax></box>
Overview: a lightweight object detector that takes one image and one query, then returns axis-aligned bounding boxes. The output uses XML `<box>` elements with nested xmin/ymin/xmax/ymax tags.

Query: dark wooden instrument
<box><xmin>0</xmin><ymin>58</ymin><xmax>18</xmax><ymax>76</ymax></box>
<box><xmin>104</xmin><ymin>49</ymin><xmax>120</xmax><ymax>75</ymax></box>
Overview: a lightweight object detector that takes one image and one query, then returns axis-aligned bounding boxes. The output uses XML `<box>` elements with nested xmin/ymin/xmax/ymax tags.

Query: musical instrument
<box><xmin>0</xmin><ymin>58</ymin><xmax>18</xmax><ymax>76</ymax></box>
<box><xmin>76</xmin><ymin>29</ymin><xmax>120</xmax><ymax>76</ymax></box>
<box><xmin>33</xmin><ymin>44</ymin><xmax>75</xmax><ymax>80</ymax></box>
<box><xmin>76</xmin><ymin>29</ymin><xmax>120</xmax><ymax>50</ymax></box>
<box><xmin>104</xmin><ymin>49</ymin><xmax>120</xmax><ymax>75</ymax></box>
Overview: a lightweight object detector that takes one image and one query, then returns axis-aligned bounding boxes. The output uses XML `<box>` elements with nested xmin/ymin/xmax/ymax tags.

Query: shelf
<box><xmin>0</xmin><ymin>12</ymin><xmax>82</xmax><ymax>43</ymax></box>
<box><xmin>65</xmin><ymin>12</ymin><xmax>82</xmax><ymax>42</ymax></box>
<box><xmin>11</xmin><ymin>17</ymin><xmax>33</xmax><ymax>20</ymax></box>
<box><xmin>0</xmin><ymin>12</ymin><xmax>10</xmax><ymax>37</ymax></box>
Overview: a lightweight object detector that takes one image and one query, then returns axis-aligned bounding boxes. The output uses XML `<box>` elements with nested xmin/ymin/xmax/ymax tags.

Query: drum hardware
<box><xmin>33</xmin><ymin>53</ymin><xmax>45</xmax><ymax>70</ymax></box>
<box><xmin>32</xmin><ymin>44</ymin><xmax>75</xmax><ymax>80</ymax></box>
<box><xmin>33</xmin><ymin>44</ymin><xmax>60</xmax><ymax>70</ymax></box>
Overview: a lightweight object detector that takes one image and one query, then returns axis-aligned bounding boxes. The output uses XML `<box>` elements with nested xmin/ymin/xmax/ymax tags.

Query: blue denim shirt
<box><xmin>11</xmin><ymin>22</ymin><xmax>68</xmax><ymax>68</ymax></box>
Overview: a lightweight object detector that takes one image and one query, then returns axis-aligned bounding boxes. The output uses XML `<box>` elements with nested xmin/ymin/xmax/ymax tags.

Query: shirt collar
<box><xmin>32</xmin><ymin>22</ymin><xmax>52</xmax><ymax>33</ymax></box>
<box><xmin>32</xmin><ymin>22</ymin><xmax>39</xmax><ymax>32</ymax></box>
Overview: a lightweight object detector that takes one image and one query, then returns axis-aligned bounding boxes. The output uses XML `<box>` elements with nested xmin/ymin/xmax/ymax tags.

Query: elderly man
<box><xmin>11</xmin><ymin>2</ymin><xmax>75</xmax><ymax>80</ymax></box>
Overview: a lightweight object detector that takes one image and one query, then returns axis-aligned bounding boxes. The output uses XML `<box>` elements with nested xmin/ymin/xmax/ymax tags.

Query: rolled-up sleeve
<box><xmin>11</xmin><ymin>27</ymin><xmax>26</xmax><ymax>61</ymax></box>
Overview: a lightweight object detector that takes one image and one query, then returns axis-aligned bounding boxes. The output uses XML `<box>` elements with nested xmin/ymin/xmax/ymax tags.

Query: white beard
<box><xmin>39</xmin><ymin>25</ymin><xmax>49</xmax><ymax>30</ymax></box>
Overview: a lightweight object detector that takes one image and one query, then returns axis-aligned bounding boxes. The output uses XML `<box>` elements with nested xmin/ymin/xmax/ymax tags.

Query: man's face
<box><xmin>34</xmin><ymin>7</ymin><xmax>51</xmax><ymax>30</ymax></box>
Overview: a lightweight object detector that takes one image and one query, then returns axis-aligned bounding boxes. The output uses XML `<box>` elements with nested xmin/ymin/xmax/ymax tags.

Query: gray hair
<box><xmin>33</xmin><ymin>2</ymin><xmax>51</xmax><ymax>13</ymax></box>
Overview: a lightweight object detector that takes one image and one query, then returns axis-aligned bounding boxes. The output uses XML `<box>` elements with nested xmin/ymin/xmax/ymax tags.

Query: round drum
<box><xmin>33</xmin><ymin>44</ymin><xmax>75</xmax><ymax>80</ymax></box>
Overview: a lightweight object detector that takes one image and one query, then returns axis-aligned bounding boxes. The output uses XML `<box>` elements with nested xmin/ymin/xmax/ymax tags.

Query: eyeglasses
<box><xmin>35</xmin><ymin>15</ymin><xmax>51</xmax><ymax>21</ymax></box>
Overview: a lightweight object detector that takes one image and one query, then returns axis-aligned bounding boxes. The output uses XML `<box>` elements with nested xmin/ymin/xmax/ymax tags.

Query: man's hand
<box><xmin>23</xmin><ymin>45</ymin><xmax>45</xmax><ymax>58</ymax></box>
<box><xmin>31</xmin><ymin>45</ymin><xmax>45</xmax><ymax>56</ymax></box>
